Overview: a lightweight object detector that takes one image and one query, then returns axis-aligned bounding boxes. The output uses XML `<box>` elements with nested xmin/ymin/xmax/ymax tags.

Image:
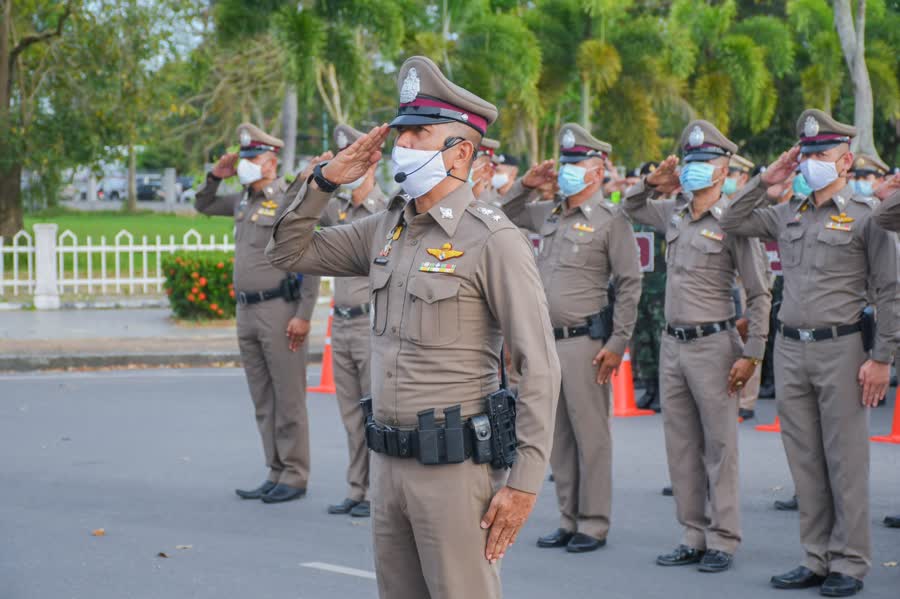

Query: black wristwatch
<box><xmin>310</xmin><ymin>162</ymin><xmax>339</xmax><ymax>193</ymax></box>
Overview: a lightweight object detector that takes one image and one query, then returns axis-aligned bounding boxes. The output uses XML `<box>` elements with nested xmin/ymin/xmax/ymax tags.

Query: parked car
<box><xmin>136</xmin><ymin>175</ymin><xmax>164</xmax><ymax>202</ymax></box>
<box><xmin>98</xmin><ymin>175</ymin><xmax>128</xmax><ymax>201</ymax></box>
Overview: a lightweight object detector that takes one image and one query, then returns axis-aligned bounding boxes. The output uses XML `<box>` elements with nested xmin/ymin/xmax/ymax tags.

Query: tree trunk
<box><xmin>127</xmin><ymin>143</ymin><xmax>137</xmax><ymax>212</ymax></box>
<box><xmin>0</xmin><ymin>162</ymin><xmax>23</xmax><ymax>236</ymax></box>
<box><xmin>281</xmin><ymin>85</ymin><xmax>298</xmax><ymax>176</ymax></box>
<box><xmin>580</xmin><ymin>78</ymin><xmax>592</xmax><ymax>130</ymax></box>
<box><xmin>833</xmin><ymin>0</ymin><xmax>880</xmax><ymax>160</ymax></box>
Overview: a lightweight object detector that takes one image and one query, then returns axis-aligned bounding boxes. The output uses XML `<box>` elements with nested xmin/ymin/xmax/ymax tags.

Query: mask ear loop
<box><xmin>443</xmin><ymin>137</ymin><xmax>475</xmax><ymax>184</ymax></box>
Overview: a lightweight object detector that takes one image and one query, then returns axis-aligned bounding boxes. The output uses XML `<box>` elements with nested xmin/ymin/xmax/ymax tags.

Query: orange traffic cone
<box><xmin>308</xmin><ymin>299</ymin><xmax>336</xmax><ymax>394</ymax></box>
<box><xmin>755</xmin><ymin>416</ymin><xmax>781</xmax><ymax>433</ymax></box>
<box><xmin>871</xmin><ymin>388</ymin><xmax>900</xmax><ymax>444</ymax></box>
<box><xmin>612</xmin><ymin>349</ymin><xmax>655</xmax><ymax>417</ymax></box>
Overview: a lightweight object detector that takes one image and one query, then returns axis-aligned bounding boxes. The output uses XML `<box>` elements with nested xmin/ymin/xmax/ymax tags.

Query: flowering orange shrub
<box><xmin>163</xmin><ymin>252</ymin><xmax>235</xmax><ymax>320</ymax></box>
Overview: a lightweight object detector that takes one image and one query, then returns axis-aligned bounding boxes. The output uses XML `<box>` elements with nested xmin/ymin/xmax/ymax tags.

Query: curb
<box><xmin>0</xmin><ymin>350</ymin><xmax>323</xmax><ymax>373</ymax></box>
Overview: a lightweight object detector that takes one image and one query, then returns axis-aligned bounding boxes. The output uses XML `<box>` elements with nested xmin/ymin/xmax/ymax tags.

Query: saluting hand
<box><xmin>286</xmin><ymin>318</ymin><xmax>311</xmax><ymax>352</ymax></box>
<box><xmin>322</xmin><ymin>124</ymin><xmax>390</xmax><ymax>185</ymax></box>
<box><xmin>767</xmin><ymin>174</ymin><xmax>795</xmax><ymax>202</ymax></box>
<box><xmin>858</xmin><ymin>359</ymin><xmax>890</xmax><ymax>408</ymax></box>
<box><xmin>593</xmin><ymin>348</ymin><xmax>622</xmax><ymax>385</ymax></box>
<box><xmin>481</xmin><ymin>486</ymin><xmax>537</xmax><ymax>564</ymax></box>
<box><xmin>522</xmin><ymin>159</ymin><xmax>557</xmax><ymax>190</ymax></box>
<box><xmin>874</xmin><ymin>173</ymin><xmax>900</xmax><ymax>201</ymax></box>
<box><xmin>762</xmin><ymin>146</ymin><xmax>801</xmax><ymax>186</ymax></box>
<box><xmin>211</xmin><ymin>152</ymin><xmax>239</xmax><ymax>179</ymax></box>
<box><xmin>647</xmin><ymin>155</ymin><xmax>680</xmax><ymax>195</ymax></box>
<box><xmin>728</xmin><ymin>357</ymin><xmax>757</xmax><ymax>395</ymax></box>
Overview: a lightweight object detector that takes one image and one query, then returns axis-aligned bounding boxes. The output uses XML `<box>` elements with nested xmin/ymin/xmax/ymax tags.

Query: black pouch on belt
<box><xmin>860</xmin><ymin>306</ymin><xmax>876</xmax><ymax>353</ymax></box>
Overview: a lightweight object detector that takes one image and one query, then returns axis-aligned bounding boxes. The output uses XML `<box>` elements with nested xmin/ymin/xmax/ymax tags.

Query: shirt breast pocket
<box><xmin>562</xmin><ymin>227</ymin><xmax>593</xmax><ymax>267</ymax></box>
<box><xmin>664</xmin><ymin>228</ymin><xmax>680</xmax><ymax>266</ymax></box>
<box><xmin>251</xmin><ymin>214</ymin><xmax>277</xmax><ymax>248</ymax></box>
<box><xmin>814</xmin><ymin>228</ymin><xmax>854</xmax><ymax>273</ymax></box>
<box><xmin>778</xmin><ymin>227</ymin><xmax>805</xmax><ymax>268</ymax></box>
<box><xmin>369</xmin><ymin>268</ymin><xmax>391</xmax><ymax>336</ymax></box>
<box><xmin>405</xmin><ymin>276</ymin><xmax>461</xmax><ymax>347</ymax></box>
<box><xmin>688</xmin><ymin>235</ymin><xmax>725</xmax><ymax>269</ymax></box>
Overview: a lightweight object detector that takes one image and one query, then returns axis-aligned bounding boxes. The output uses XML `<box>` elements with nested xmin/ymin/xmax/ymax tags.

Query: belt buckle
<box><xmin>336</xmin><ymin>306</ymin><xmax>351</xmax><ymax>318</ymax></box>
<box><xmin>798</xmin><ymin>329</ymin><xmax>814</xmax><ymax>343</ymax></box>
<box><xmin>237</xmin><ymin>291</ymin><xmax>248</xmax><ymax>306</ymax></box>
<box><xmin>674</xmin><ymin>328</ymin><xmax>687</xmax><ymax>342</ymax></box>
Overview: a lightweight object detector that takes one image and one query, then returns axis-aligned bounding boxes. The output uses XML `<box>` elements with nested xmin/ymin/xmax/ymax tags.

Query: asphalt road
<box><xmin>1</xmin><ymin>368</ymin><xmax>897</xmax><ymax>599</ymax></box>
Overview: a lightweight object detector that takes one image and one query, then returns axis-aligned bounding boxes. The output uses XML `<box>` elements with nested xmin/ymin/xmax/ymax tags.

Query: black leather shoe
<box><xmin>774</xmin><ymin>495</ymin><xmax>798</xmax><ymax>511</ymax></box>
<box><xmin>820</xmin><ymin>573</ymin><xmax>863</xmax><ymax>597</ymax></box>
<box><xmin>327</xmin><ymin>498</ymin><xmax>359</xmax><ymax>514</ymax></box>
<box><xmin>260</xmin><ymin>483</ymin><xmax>306</xmax><ymax>503</ymax></box>
<box><xmin>770</xmin><ymin>566</ymin><xmax>826</xmax><ymax>589</ymax></box>
<box><xmin>235</xmin><ymin>480</ymin><xmax>277</xmax><ymax>500</ymax></box>
<box><xmin>884</xmin><ymin>514</ymin><xmax>900</xmax><ymax>528</ymax></box>
<box><xmin>738</xmin><ymin>408</ymin><xmax>755</xmax><ymax>421</ymax></box>
<box><xmin>698</xmin><ymin>549</ymin><xmax>732</xmax><ymax>573</ymax></box>
<box><xmin>566</xmin><ymin>532</ymin><xmax>606</xmax><ymax>553</ymax></box>
<box><xmin>656</xmin><ymin>545</ymin><xmax>704</xmax><ymax>566</ymax></box>
<box><xmin>662</xmin><ymin>485</ymin><xmax>673</xmax><ymax>496</ymax></box>
<box><xmin>350</xmin><ymin>500</ymin><xmax>370</xmax><ymax>518</ymax></box>
<box><xmin>536</xmin><ymin>528</ymin><xmax>574</xmax><ymax>548</ymax></box>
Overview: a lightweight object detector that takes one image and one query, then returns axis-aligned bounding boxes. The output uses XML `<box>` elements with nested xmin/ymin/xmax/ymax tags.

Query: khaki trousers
<box><xmin>332</xmin><ymin>315</ymin><xmax>372</xmax><ymax>501</ymax></box>
<box><xmin>660</xmin><ymin>329</ymin><xmax>742</xmax><ymax>553</ymax></box>
<box><xmin>236</xmin><ymin>300</ymin><xmax>310</xmax><ymax>488</ymax></box>
<box><xmin>371</xmin><ymin>452</ymin><xmax>508</xmax><ymax>599</ymax></box>
<box><xmin>774</xmin><ymin>332</ymin><xmax>871</xmax><ymax>579</ymax></box>
<box><xmin>550</xmin><ymin>335</ymin><xmax>612</xmax><ymax>539</ymax></box>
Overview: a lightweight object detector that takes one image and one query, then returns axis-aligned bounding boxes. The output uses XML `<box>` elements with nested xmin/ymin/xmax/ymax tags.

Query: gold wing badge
<box><xmin>426</xmin><ymin>243</ymin><xmax>464</xmax><ymax>262</ymax></box>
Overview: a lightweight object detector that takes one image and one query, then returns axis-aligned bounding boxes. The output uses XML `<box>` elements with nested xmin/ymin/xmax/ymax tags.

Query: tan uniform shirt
<box><xmin>502</xmin><ymin>179</ymin><xmax>642</xmax><ymax>356</ymax></box>
<box><xmin>874</xmin><ymin>190</ymin><xmax>900</xmax><ymax>232</ymax></box>
<box><xmin>321</xmin><ymin>187</ymin><xmax>392</xmax><ymax>308</ymax></box>
<box><xmin>719</xmin><ymin>175</ymin><xmax>900</xmax><ymax>363</ymax></box>
<box><xmin>266</xmin><ymin>181</ymin><xmax>561</xmax><ymax>494</ymax></box>
<box><xmin>195</xmin><ymin>174</ymin><xmax>319</xmax><ymax>320</ymax></box>
<box><xmin>624</xmin><ymin>180</ymin><xmax>771</xmax><ymax>359</ymax></box>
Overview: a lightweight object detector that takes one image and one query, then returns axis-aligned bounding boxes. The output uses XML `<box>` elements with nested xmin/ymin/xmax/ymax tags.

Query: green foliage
<box><xmin>163</xmin><ymin>252</ymin><xmax>236</xmax><ymax>320</ymax></box>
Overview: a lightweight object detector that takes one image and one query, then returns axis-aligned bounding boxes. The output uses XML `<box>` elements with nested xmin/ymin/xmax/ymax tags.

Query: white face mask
<box><xmin>344</xmin><ymin>176</ymin><xmax>366</xmax><ymax>191</ymax></box>
<box><xmin>237</xmin><ymin>159</ymin><xmax>263</xmax><ymax>186</ymax></box>
<box><xmin>799</xmin><ymin>158</ymin><xmax>840</xmax><ymax>191</ymax></box>
<box><xmin>390</xmin><ymin>146</ymin><xmax>449</xmax><ymax>198</ymax></box>
<box><xmin>491</xmin><ymin>173</ymin><xmax>509</xmax><ymax>189</ymax></box>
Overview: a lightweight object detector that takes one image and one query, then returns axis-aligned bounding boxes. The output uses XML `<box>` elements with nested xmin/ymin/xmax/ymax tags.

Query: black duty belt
<box><xmin>236</xmin><ymin>286</ymin><xmax>288</xmax><ymax>306</ymax></box>
<box><xmin>334</xmin><ymin>304</ymin><xmax>370</xmax><ymax>319</ymax></box>
<box><xmin>366</xmin><ymin>421</ymin><xmax>474</xmax><ymax>462</ymax></box>
<box><xmin>777</xmin><ymin>320</ymin><xmax>861</xmax><ymax>343</ymax></box>
<box><xmin>666</xmin><ymin>318</ymin><xmax>736</xmax><ymax>342</ymax></box>
<box><xmin>554</xmin><ymin>325</ymin><xmax>590</xmax><ymax>340</ymax></box>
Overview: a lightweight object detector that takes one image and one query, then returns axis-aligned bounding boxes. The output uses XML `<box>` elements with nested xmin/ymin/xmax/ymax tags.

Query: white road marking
<box><xmin>0</xmin><ymin>367</ymin><xmax>322</xmax><ymax>383</ymax></box>
<box><xmin>301</xmin><ymin>562</ymin><xmax>376</xmax><ymax>580</ymax></box>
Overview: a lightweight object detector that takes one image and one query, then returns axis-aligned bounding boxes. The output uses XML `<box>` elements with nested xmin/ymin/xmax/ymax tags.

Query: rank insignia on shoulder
<box><xmin>419</xmin><ymin>262</ymin><xmax>456</xmax><ymax>274</ymax></box>
<box><xmin>830</xmin><ymin>212</ymin><xmax>854</xmax><ymax>224</ymax></box>
<box><xmin>825</xmin><ymin>222</ymin><xmax>852</xmax><ymax>232</ymax></box>
<box><xmin>573</xmin><ymin>223</ymin><xmax>595</xmax><ymax>233</ymax></box>
<box><xmin>700</xmin><ymin>228</ymin><xmax>725</xmax><ymax>241</ymax></box>
<box><xmin>426</xmin><ymin>243</ymin><xmax>464</xmax><ymax>261</ymax></box>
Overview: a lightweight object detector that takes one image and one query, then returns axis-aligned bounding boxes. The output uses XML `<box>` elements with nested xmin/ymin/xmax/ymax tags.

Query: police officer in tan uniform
<box><xmin>875</xmin><ymin>185</ymin><xmax>900</xmax><ymax>231</ymax></box>
<box><xmin>266</xmin><ymin>56</ymin><xmax>561</xmax><ymax>599</ymax></box>
<box><xmin>473</xmin><ymin>138</ymin><xmax>501</xmax><ymax>205</ymax></box>
<box><xmin>625</xmin><ymin>120</ymin><xmax>771</xmax><ymax>573</ymax></box>
<box><xmin>195</xmin><ymin>123</ymin><xmax>320</xmax><ymax>503</ymax></box>
<box><xmin>321</xmin><ymin>123</ymin><xmax>394</xmax><ymax>519</ymax></box>
<box><xmin>491</xmin><ymin>153</ymin><xmax>520</xmax><ymax>199</ymax></box>
<box><xmin>849</xmin><ymin>154</ymin><xmax>889</xmax><ymax>198</ymax></box>
<box><xmin>720</xmin><ymin>109</ymin><xmax>900</xmax><ymax>596</ymax></box>
<box><xmin>501</xmin><ymin>124</ymin><xmax>642</xmax><ymax>553</ymax></box>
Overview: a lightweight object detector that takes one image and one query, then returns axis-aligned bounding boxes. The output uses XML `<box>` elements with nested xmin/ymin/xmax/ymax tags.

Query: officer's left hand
<box><xmin>481</xmin><ymin>486</ymin><xmax>537</xmax><ymax>564</ymax></box>
<box><xmin>728</xmin><ymin>358</ymin><xmax>756</xmax><ymax>394</ymax></box>
<box><xmin>322</xmin><ymin>124</ymin><xmax>390</xmax><ymax>185</ymax></box>
<box><xmin>735</xmin><ymin>318</ymin><xmax>749</xmax><ymax>343</ymax></box>
<box><xmin>858</xmin><ymin>359</ymin><xmax>890</xmax><ymax>407</ymax></box>
<box><xmin>593</xmin><ymin>349</ymin><xmax>622</xmax><ymax>385</ymax></box>
<box><xmin>286</xmin><ymin>318</ymin><xmax>311</xmax><ymax>352</ymax></box>
<box><xmin>874</xmin><ymin>173</ymin><xmax>900</xmax><ymax>201</ymax></box>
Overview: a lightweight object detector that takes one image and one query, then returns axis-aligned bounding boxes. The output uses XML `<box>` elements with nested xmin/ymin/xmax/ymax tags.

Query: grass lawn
<box><xmin>22</xmin><ymin>207</ymin><xmax>233</xmax><ymax>242</ymax></box>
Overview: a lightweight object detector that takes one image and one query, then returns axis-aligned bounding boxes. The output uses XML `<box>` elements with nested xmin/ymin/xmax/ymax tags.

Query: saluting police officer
<box><xmin>195</xmin><ymin>123</ymin><xmax>320</xmax><ymax>503</ymax></box>
<box><xmin>849</xmin><ymin>154</ymin><xmax>890</xmax><ymax>198</ymax></box>
<box><xmin>501</xmin><ymin>124</ymin><xmax>643</xmax><ymax>553</ymax></box>
<box><xmin>266</xmin><ymin>56</ymin><xmax>561</xmax><ymax>599</ymax></box>
<box><xmin>322</xmin><ymin>123</ymin><xmax>395</xmax><ymax>519</ymax></box>
<box><xmin>625</xmin><ymin>120</ymin><xmax>772</xmax><ymax>573</ymax></box>
<box><xmin>473</xmin><ymin>138</ymin><xmax>501</xmax><ymax>205</ymax></box>
<box><xmin>720</xmin><ymin>109</ymin><xmax>900</xmax><ymax>596</ymax></box>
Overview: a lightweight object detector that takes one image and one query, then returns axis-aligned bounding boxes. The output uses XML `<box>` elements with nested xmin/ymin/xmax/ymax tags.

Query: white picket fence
<box><xmin>0</xmin><ymin>226</ymin><xmax>233</xmax><ymax>302</ymax></box>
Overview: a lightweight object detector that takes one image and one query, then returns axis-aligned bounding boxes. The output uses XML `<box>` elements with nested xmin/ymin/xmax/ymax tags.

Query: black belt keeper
<box><xmin>665</xmin><ymin>318</ymin><xmax>736</xmax><ymax>342</ymax></box>
<box><xmin>334</xmin><ymin>304</ymin><xmax>370</xmax><ymax>319</ymax></box>
<box><xmin>554</xmin><ymin>325</ymin><xmax>591</xmax><ymax>340</ymax></box>
<box><xmin>777</xmin><ymin>320</ymin><xmax>862</xmax><ymax>343</ymax></box>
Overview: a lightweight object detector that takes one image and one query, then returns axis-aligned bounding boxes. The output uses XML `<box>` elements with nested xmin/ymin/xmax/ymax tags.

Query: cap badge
<box><xmin>803</xmin><ymin>116</ymin><xmax>819</xmax><ymax>138</ymax></box>
<box><xmin>562</xmin><ymin>130</ymin><xmax>576</xmax><ymax>149</ymax></box>
<box><xmin>688</xmin><ymin>126</ymin><xmax>704</xmax><ymax>147</ymax></box>
<box><xmin>336</xmin><ymin>131</ymin><xmax>349</xmax><ymax>149</ymax></box>
<box><xmin>855</xmin><ymin>158</ymin><xmax>865</xmax><ymax>167</ymax></box>
<box><xmin>239</xmin><ymin>130</ymin><xmax>251</xmax><ymax>146</ymax></box>
<box><xmin>399</xmin><ymin>67</ymin><xmax>420</xmax><ymax>104</ymax></box>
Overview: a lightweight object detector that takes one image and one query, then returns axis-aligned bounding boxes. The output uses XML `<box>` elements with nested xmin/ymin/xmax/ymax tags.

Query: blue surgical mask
<box><xmin>854</xmin><ymin>180</ymin><xmax>874</xmax><ymax>197</ymax></box>
<box><xmin>792</xmin><ymin>173</ymin><xmax>812</xmax><ymax>198</ymax></box>
<box><xmin>558</xmin><ymin>164</ymin><xmax>590</xmax><ymax>197</ymax></box>
<box><xmin>678</xmin><ymin>162</ymin><xmax>718</xmax><ymax>192</ymax></box>
<box><xmin>722</xmin><ymin>177</ymin><xmax>738</xmax><ymax>196</ymax></box>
